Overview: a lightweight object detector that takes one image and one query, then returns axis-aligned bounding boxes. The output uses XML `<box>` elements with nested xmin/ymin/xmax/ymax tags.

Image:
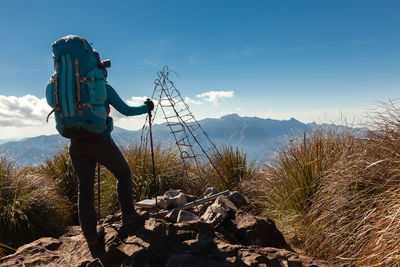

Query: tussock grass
<box><xmin>206</xmin><ymin>145</ymin><xmax>257</xmax><ymax>192</ymax></box>
<box><xmin>41</xmin><ymin>147</ymin><xmax>78</xmax><ymax>224</ymax></box>
<box><xmin>303</xmin><ymin>103</ymin><xmax>400</xmax><ymax>266</ymax></box>
<box><xmin>258</xmin><ymin>128</ymin><xmax>356</xmax><ymax>246</ymax></box>
<box><xmin>256</xmin><ymin>102</ymin><xmax>400</xmax><ymax>265</ymax></box>
<box><xmin>0</xmin><ymin>156</ymin><xmax>70</xmax><ymax>250</ymax></box>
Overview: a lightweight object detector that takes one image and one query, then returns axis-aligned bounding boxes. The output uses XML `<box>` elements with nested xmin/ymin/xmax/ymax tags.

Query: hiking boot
<box><xmin>88</xmin><ymin>226</ymin><xmax>106</xmax><ymax>258</ymax></box>
<box><xmin>122</xmin><ymin>211</ymin><xmax>149</xmax><ymax>228</ymax></box>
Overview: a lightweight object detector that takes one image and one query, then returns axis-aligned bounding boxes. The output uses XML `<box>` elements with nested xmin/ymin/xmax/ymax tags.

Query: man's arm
<box><xmin>106</xmin><ymin>84</ymin><xmax>149</xmax><ymax>116</ymax></box>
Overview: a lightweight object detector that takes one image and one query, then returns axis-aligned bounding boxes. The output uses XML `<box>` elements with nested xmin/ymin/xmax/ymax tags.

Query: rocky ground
<box><xmin>0</xmin><ymin>190</ymin><xmax>332</xmax><ymax>267</ymax></box>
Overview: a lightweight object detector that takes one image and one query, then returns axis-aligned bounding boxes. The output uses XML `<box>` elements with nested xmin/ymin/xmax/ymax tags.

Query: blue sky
<box><xmin>0</xmin><ymin>0</ymin><xmax>399</xmax><ymax>139</ymax></box>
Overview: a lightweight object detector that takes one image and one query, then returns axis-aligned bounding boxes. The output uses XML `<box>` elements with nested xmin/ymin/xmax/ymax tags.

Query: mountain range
<box><xmin>0</xmin><ymin>114</ymin><xmax>335</xmax><ymax>166</ymax></box>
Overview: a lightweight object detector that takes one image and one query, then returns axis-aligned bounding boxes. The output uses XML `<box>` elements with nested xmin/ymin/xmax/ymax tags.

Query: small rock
<box><xmin>238</xmin><ymin>249</ymin><xmax>271</xmax><ymax>266</ymax></box>
<box><xmin>201</xmin><ymin>196</ymin><xmax>237</xmax><ymax>225</ymax></box>
<box><xmin>165</xmin><ymin>209</ymin><xmax>180</xmax><ymax>223</ymax></box>
<box><xmin>203</xmin><ymin>187</ymin><xmax>218</xmax><ymax>197</ymax></box>
<box><xmin>159</xmin><ymin>189</ymin><xmax>187</xmax><ymax>209</ymax></box>
<box><xmin>177</xmin><ymin>210</ymin><xmax>200</xmax><ymax>223</ymax></box>
<box><xmin>227</xmin><ymin>191</ymin><xmax>248</xmax><ymax>208</ymax></box>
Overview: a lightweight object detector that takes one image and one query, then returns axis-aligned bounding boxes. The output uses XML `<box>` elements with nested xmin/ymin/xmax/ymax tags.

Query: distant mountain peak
<box><xmin>289</xmin><ymin>117</ymin><xmax>300</xmax><ymax>123</ymax></box>
<box><xmin>220</xmin><ymin>113</ymin><xmax>241</xmax><ymax>120</ymax></box>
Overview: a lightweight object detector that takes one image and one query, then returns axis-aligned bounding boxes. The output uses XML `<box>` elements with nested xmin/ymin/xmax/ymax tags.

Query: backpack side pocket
<box><xmin>45</xmin><ymin>76</ymin><xmax>56</xmax><ymax>109</ymax></box>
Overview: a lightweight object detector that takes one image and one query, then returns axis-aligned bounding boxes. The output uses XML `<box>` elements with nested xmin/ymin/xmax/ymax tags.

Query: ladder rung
<box><xmin>173</xmin><ymin>99</ymin><xmax>184</xmax><ymax>105</ymax></box>
<box><xmin>176</xmin><ymin>136</ymin><xmax>188</xmax><ymax>143</ymax></box>
<box><xmin>177</xmin><ymin>143</ymin><xmax>193</xmax><ymax>148</ymax></box>
<box><xmin>189</xmin><ymin>125</ymin><xmax>200</xmax><ymax>131</ymax></box>
<box><xmin>166</xmin><ymin>121</ymin><xmax>182</xmax><ymax>126</ymax></box>
<box><xmin>180</xmin><ymin>114</ymin><xmax>192</xmax><ymax>119</ymax></box>
<box><xmin>170</xmin><ymin>129</ymin><xmax>185</xmax><ymax>134</ymax></box>
<box><xmin>182</xmin><ymin>117</ymin><xmax>193</xmax><ymax>122</ymax></box>
<box><xmin>177</xmin><ymin>109</ymin><xmax>189</xmax><ymax>114</ymax></box>
<box><xmin>160</xmin><ymin>104</ymin><xmax>175</xmax><ymax>108</ymax></box>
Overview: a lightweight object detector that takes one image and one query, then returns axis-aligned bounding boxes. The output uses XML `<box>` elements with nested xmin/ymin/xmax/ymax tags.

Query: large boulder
<box><xmin>201</xmin><ymin>196</ymin><xmax>237</xmax><ymax>225</ymax></box>
<box><xmin>159</xmin><ymin>189</ymin><xmax>187</xmax><ymax>209</ymax></box>
<box><xmin>234</xmin><ymin>212</ymin><xmax>289</xmax><ymax>249</ymax></box>
<box><xmin>227</xmin><ymin>191</ymin><xmax>248</xmax><ymax>208</ymax></box>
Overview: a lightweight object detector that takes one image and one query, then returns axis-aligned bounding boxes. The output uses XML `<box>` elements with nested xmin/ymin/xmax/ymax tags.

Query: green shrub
<box><xmin>0</xmin><ymin>156</ymin><xmax>71</xmax><ymax>249</ymax></box>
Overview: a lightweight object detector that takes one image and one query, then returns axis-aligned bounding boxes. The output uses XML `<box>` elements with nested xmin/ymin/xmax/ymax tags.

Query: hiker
<box><xmin>45</xmin><ymin>35</ymin><xmax>154</xmax><ymax>251</ymax></box>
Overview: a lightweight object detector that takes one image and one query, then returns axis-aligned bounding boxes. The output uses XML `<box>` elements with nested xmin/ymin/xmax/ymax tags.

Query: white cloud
<box><xmin>196</xmin><ymin>90</ymin><xmax>234</xmax><ymax>106</ymax></box>
<box><xmin>126</xmin><ymin>96</ymin><xmax>148</xmax><ymax>106</ymax></box>
<box><xmin>184</xmin><ymin>97</ymin><xmax>202</xmax><ymax>105</ymax></box>
<box><xmin>0</xmin><ymin>94</ymin><xmax>52</xmax><ymax>127</ymax></box>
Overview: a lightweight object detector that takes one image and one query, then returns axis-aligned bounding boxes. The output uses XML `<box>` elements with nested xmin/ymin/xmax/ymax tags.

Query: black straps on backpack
<box><xmin>74</xmin><ymin>59</ymin><xmax>83</xmax><ymax>116</ymax></box>
<box><xmin>46</xmin><ymin>62</ymin><xmax>62</xmax><ymax>122</ymax></box>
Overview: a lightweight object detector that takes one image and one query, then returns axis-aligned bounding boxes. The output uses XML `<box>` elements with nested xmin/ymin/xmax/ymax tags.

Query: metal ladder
<box><xmin>140</xmin><ymin>66</ymin><xmax>223</xmax><ymax>181</ymax></box>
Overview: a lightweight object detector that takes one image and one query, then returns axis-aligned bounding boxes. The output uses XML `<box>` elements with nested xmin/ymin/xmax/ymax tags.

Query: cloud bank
<box><xmin>0</xmin><ymin>94</ymin><xmax>51</xmax><ymax>127</ymax></box>
<box><xmin>184</xmin><ymin>97</ymin><xmax>202</xmax><ymax>105</ymax></box>
<box><xmin>196</xmin><ymin>90</ymin><xmax>234</xmax><ymax>106</ymax></box>
<box><xmin>0</xmin><ymin>90</ymin><xmax>235</xmax><ymax>138</ymax></box>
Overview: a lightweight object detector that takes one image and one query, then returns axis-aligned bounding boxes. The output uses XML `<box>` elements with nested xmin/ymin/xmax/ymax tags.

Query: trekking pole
<box><xmin>97</xmin><ymin>163</ymin><xmax>101</xmax><ymax>223</ymax></box>
<box><xmin>147</xmin><ymin>98</ymin><xmax>158</xmax><ymax>213</ymax></box>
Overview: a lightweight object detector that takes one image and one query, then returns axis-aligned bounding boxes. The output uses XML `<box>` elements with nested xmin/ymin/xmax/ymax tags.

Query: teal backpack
<box><xmin>45</xmin><ymin>35</ymin><xmax>108</xmax><ymax>139</ymax></box>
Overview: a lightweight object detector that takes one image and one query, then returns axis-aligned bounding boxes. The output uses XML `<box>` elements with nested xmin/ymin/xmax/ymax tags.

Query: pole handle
<box><xmin>146</xmin><ymin>98</ymin><xmax>152</xmax><ymax>119</ymax></box>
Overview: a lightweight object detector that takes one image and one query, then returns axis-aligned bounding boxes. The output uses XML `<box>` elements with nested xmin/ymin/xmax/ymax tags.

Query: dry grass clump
<box><xmin>41</xmin><ymin>147</ymin><xmax>78</xmax><ymax>224</ymax></box>
<box><xmin>256</xmin><ymin>102</ymin><xmax>400</xmax><ymax>266</ymax></box>
<box><xmin>0</xmin><ymin>156</ymin><xmax>71</xmax><ymax>252</ymax></box>
<box><xmin>205</xmin><ymin>145</ymin><xmax>257</xmax><ymax>192</ymax></box>
<box><xmin>304</xmin><ymin>103</ymin><xmax>400</xmax><ymax>266</ymax></box>
<box><xmin>258</xmin><ymin>128</ymin><xmax>356</xmax><ymax>246</ymax></box>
